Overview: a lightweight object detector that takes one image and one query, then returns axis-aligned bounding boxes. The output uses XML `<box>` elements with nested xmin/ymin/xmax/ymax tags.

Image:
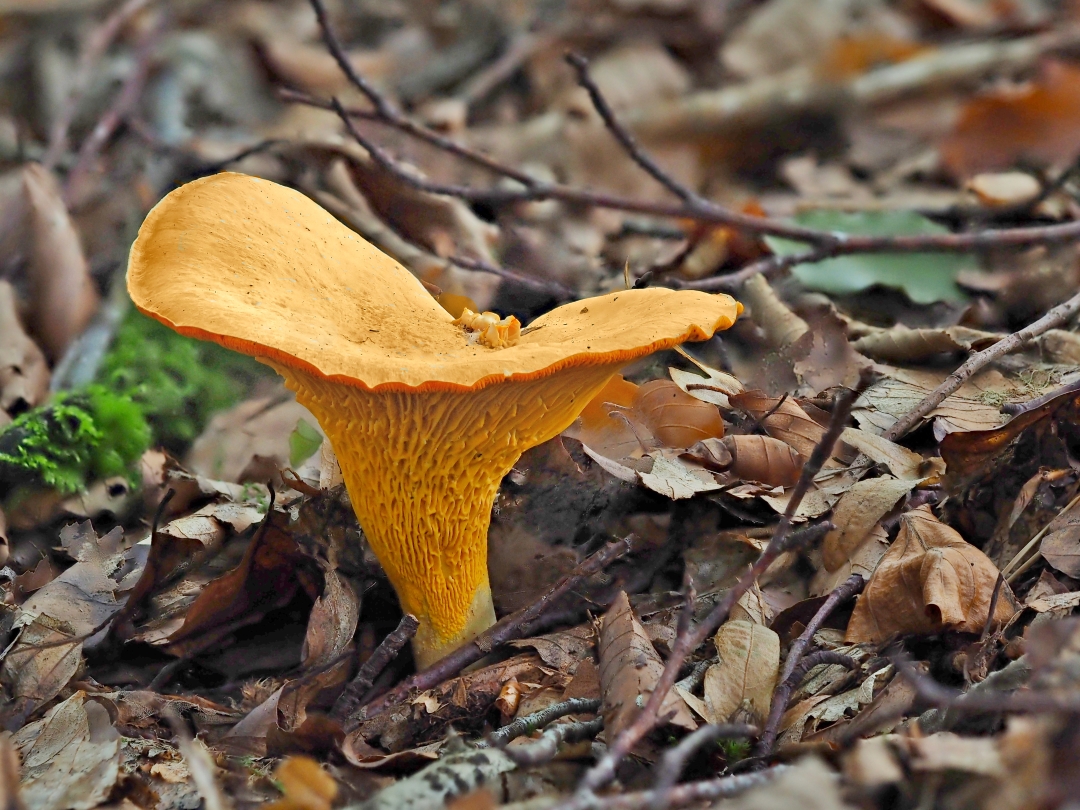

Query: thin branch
<box><xmin>447</xmin><ymin>253</ymin><xmax>575</xmax><ymax>299</ymax></box>
<box><xmin>332</xmin><ymin>613</ymin><xmax>419</xmax><ymax>727</ymax></box>
<box><xmin>882</xmin><ymin>290</ymin><xmax>1080</xmax><ymax>441</ymax></box>
<box><xmin>565</xmin><ymin>52</ymin><xmax>701</xmax><ymax>205</ymax></box>
<box><xmin>362</xmin><ymin>537</ymin><xmax>632</xmax><ymax>719</ymax></box>
<box><xmin>755</xmin><ymin>574</ymin><xmax>865</xmax><ymax>757</ymax></box>
<box><xmin>43</xmin><ymin>0</ymin><xmax>157</xmax><ymax>170</ymax></box>
<box><xmin>505</xmin><ymin>716</ymin><xmax>606</xmax><ymax>766</ymax></box>
<box><xmin>481</xmin><ymin>697</ymin><xmax>602</xmax><ymax>749</ymax></box>
<box><xmin>64</xmin><ymin>13</ymin><xmax>161</xmax><ymax>205</ymax></box>
<box><xmin>563</xmin><ymin>768</ymin><xmax>785</xmax><ymax>810</ymax></box>
<box><xmin>649</xmin><ymin>724</ymin><xmax>759</xmax><ymax>810</ymax></box>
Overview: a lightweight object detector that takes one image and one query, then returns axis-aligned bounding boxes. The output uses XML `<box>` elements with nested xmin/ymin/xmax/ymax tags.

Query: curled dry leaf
<box><xmin>0</xmin><ymin>281</ymin><xmax>48</xmax><ymax>424</ymax></box>
<box><xmin>22</xmin><ymin>164</ymin><xmax>99</xmax><ymax>362</ymax></box>
<box><xmin>729</xmin><ymin>391</ymin><xmax>827</xmax><ymax>461</ymax></box>
<box><xmin>703</xmin><ymin>619</ymin><xmax>780</xmax><ymax>726</ymax></box>
<box><xmin>685</xmin><ymin>435</ymin><xmax>803</xmax><ymax>487</ymax></box>
<box><xmin>598</xmin><ymin>591</ymin><xmax>695</xmax><ymax>740</ymax></box>
<box><xmin>823</xmin><ymin>476</ymin><xmax>913</xmax><ymax>572</ymax></box>
<box><xmin>301</xmin><ymin>570</ymin><xmax>360</xmax><ymax>669</ymax></box>
<box><xmin>852</xmin><ymin>325</ymin><xmax>999</xmax><ymax>364</ymax></box>
<box><xmin>632</xmin><ymin>379</ymin><xmax>725</xmax><ymax>449</ymax></box>
<box><xmin>846</xmin><ymin>506</ymin><xmax>1018</xmax><ymax>643</ymax></box>
<box><xmin>814</xmin><ymin>524</ymin><xmax>890</xmax><ymax>597</ymax></box>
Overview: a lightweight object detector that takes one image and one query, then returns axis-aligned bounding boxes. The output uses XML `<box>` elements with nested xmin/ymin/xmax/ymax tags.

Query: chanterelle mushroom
<box><xmin>127</xmin><ymin>173</ymin><xmax>741</xmax><ymax>668</ymax></box>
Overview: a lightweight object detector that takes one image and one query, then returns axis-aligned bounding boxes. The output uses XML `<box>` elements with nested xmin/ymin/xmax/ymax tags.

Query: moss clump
<box><xmin>0</xmin><ymin>386</ymin><xmax>150</xmax><ymax>494</ymax></box>
<box><xmin>97</xmin><ymin>310</ymin><xmax>268</xmax><ymax>453</ymax></box>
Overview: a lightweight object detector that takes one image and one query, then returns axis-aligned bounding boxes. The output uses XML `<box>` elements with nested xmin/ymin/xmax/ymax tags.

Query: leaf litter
<box><xmin>2</xmin><ymin>0</ymin><xmax>1080</xmax><ymax>807</ymax></box>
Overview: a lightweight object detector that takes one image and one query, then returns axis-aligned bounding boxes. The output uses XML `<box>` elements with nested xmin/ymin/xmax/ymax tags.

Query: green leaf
<box><xmin>289</xmin><ymin>418</ymin><xmax>323</xmax><ymax>467</ymax></box>
<box><xmin>764</xmin><ymin>210</ymin><xmax>973</xmax><ymax>304</ymax></box>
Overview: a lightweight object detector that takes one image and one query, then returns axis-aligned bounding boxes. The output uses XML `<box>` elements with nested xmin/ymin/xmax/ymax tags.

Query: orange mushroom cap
<box><xmin>128</xmin><ymin>173</ymin><xmax>741</xmax><ymax>667</ymax></box>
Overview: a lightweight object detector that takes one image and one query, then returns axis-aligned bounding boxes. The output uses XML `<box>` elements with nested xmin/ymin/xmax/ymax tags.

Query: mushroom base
<box><xmin>271</xmin><ymin>361</ymin><xmax>623</xmax><ymax>668</ymax></box>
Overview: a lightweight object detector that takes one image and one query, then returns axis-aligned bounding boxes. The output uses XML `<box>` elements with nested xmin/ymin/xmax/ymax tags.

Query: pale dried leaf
<box><xmin>598</xmin><ymin>591</ymin><xmax>695</xmax><ymax>739</ymax></box>
<box><xmin>840</xmin><ymin>427</ymin><xmax>945</xmax><ymax>481</ymax></box>
<box><xmin>852</xmin><ymin>325</ymin><xmax>998</xmax><ymax>363</ymax></box>
<box><xmin>823</xmin><ymin>476</ymin><xmax>912</xmax><ymax>572</ymax></box>
<box><xmin>638</xmin><ymin>452</ymin><xmax>723</xmax><ymax>499</ymax></box>
<box><xmin>812</xmin><ymin>524</ymin><xmax>890</xmax><ymax>596</ymax></box>
<box><xmin>302</xmin><ymin>571</ymin><xmax>360</xmax><ymax>669</ymax></box>
<box><xmin>19</xmin><ymin>693</ymin><xmax>120</xmax><ymax>810</ymax></box>
<box><xmin>703</xmin><ymin>620</ymin><xmax>780</xmax><ymax>725</ymax></box>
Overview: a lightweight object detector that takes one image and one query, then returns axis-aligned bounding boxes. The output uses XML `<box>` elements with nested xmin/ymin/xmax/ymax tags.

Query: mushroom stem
<box><xmin>271</xmin><ymin>361</ymin><xmax>623</xmax><ymax>669</ymax></box>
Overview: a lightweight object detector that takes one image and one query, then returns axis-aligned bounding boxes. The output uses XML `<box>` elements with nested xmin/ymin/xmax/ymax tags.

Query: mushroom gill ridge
<box><xmin>270</xmin><ymin>360</ymin><xmax>623</xmax><ymax>666</ymax></box>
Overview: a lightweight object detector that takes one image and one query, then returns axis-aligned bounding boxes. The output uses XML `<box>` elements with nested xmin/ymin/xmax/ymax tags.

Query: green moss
<box><xmin>0</xmin><ymin>386</ymin><xmax>150</xmax><ymax>494</ymax></box>
<box><xmin>97</xmin><ymin>310</ymin><xmax>268</xmax><ymax>453</ymax></box>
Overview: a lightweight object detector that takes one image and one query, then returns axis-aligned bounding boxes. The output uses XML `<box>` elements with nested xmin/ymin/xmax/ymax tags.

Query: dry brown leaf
<box><xmin>852</xmin><ymin>325</ymin><xmax>998</xmax><ymax>363</ymax></box>
<box><xmin>598</xmin><ymin>591</ymin><xmax>695</xmax><ymax>740</ymax></box>
<box><xmin>813</xmin><ymin>524</ymin><xmax>890</xmax><ymax>596</ymax></box>
<box><xmin>940</xmin><ymin>61</ymin><xmax>1080</xmax><ymax>178</ymax></box>
<box><xmin>823</xmin><ymin>476</ymin><xmax>912</xmax><ymax>572</ymax></box>
<box><xmin>840</xmin><ymin>427</ymin><xmax>945</xmax><ymax>481</ymax></box>
<box><xmin>22</xmin><ymin>164</ymin><xmax>98</xmax><ymax>362</ymax></box>
<box><xmin>724</xmin><ymin>434</ymin><xmax>804</xmax><ymax>487</ymax></box>
<box><xmin>742</xmin><ymin>273</ymin><xmax>809</xmax><ymax>350</ymax></box>
<box><xmin>846</xmin><ymin>506</ymin><xmax>1018</xmax><ymax>643</ymax></box>
<box><xmin>702</xmin><ymin>619</ymin><xmax>780</xmax><ymax>725</ymax></box>
<box><xmin>16</xmin><ymin>692</ymin><xmax>120</xmax><ymax>810</ymax></box>
<box><xmin>633</xmin><ymin>380</ymin><xmax>725</xmax><ymax>450</ymax></box>
<box><xmin>638</xmin><ymin>452</ymin><xmax>724</xmax><ymax>500</ymax></box>
<box><xmin>301</xmin><ymin>570</ymin><xmax>360</xmax><ymax>669</ymax></box>
<box><xmin>1035</xmin><ymin>501</ymin><xmax>1080</xmax><ymax>579</ymax></box>
<box><xmin>729</xmin><ymin>391</ymin><xmax>827</xmax><ymax>460</ymax></box>
<box><xmin>668</xmin><ymin>361</ymin><xmax>744</xmax><ymax>410</ymax></box>
<box><xmin>0</xmin><ymin>281</ymin><xmax>48</xmax><ymax>423</ymax></box>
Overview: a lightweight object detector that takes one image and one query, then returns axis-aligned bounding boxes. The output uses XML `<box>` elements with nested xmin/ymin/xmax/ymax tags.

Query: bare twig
<box><xmin>362</xmin><ymin>537</ymin><xmax>632</xmax><ymax>719</ymax></box>
<box><xmin>447</xmin><ymin>253</ymin><xmax>574</xmax><ymax>299</ymax></box>
<box><xmin>306</xmin><ymin>0</ymin><xmax>538</xmax><ymax>188</ymax></box>
<box><xmin>333</xmin><ymin>613</ymin><xmax>419</xmax><ymax>727</ymax></box>
<box><xmin>650</xmin><ymin>724</ymin><xmax>758</xmax><ymax>810</ymax></box>
<box><xmin>981</xmin><ymin>574</ymin><xmax>1006</xmax><ymax>641</ymax></box>
<box><xmin>42</xmin><ymin>0</ymin><xmax>157</xmax><ymax>170</ymax></box>
<box><xmin>64</xmin><ymin>13</ymin><xmax>162</xmax><ymax>205</ymax></box>
<box><xmin>505</xmin><ymin>716</ymin><xmax>606</xmax><ymax>766</ymax></box>
<box><xmin>883</xmin><ymin>290</ymin><xmax>1080</xmax><ymax>441</ymax></box>
<box><xmin>565</xmin><ymin>52</ymin><xmax>701</xmax><ymax>205</ymax></box>
<box><xmin>481</xmin><ymin>698</ymin><xmax>602</xmax><ymax>749</ymax></box>
<box><xmin>755</xmin><ymin>574</ymin><xmax>865</xmax><ymax>757</ymax></box>
<box><xmin>559</xmin><ymin>768</ymin><xmax>785</xmax><ymax>810</ymax></box>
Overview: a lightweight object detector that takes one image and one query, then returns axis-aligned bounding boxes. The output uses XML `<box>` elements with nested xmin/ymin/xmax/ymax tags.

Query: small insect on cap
<box><xmin>127</xmin><ymin>172</ymin><xmax>741</xmax><ymax>667</ymax></box>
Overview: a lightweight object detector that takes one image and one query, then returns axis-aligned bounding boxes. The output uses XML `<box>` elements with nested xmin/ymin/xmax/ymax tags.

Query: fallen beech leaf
<box><xmin>967</xmin><ymin>172</ymin><xmax>1041</xmax><ymax>207</ymax></box>
<box><xmin>633</xmin><ymin>380</ymin><xmax>725</xmax><ymax>449</ymax></box>
<box><xmin>727</xmin><ymin>434</ymin><xmax>803</xmax><ymax>487</ymax></box>
<box><xmin>823</xmin><ymin>476</ymin><xmax>913</xmax><ymax>572</ymax></box>
<box><xmin>599</xmin><ymin>591</ymin><xmax>695</xmax><ymax>739</ymax></box>
<box><xmin>0</xmin><ymin>281</ymin><xmax>48</xmax><ymax>423</ymax></box>
<box><xmin>813</xmin><ymin>524</ymin><xmax>890</xmax><ymax>597</ymax></box>
<box><xmin>667</xmin><ymin>354</ymin><xmax>744</xmax><ymax>410</ymax></box>
<box><xmin>845</xmin><ymin>506</ymin><xmax>1018</xmax><ymax>643</ymax></box>
<box><xmin>742</xmin><ymin>273</ymin><xmax>809</xmax><ymax>350</ymax></box>
<box><xmin>22</xmin><ymin>164</ymin><xmax>99</xmax><ymax>362</ymax></box>
<box><xmin>940</xmin><ymin>61</ymin><xmax>1080</xmax><ymax>178</ymax></box>
<box><xmin>729</xmin><ymin>391</ymin><xmax>826</xmax><ymax>461</ymax></box>
<box><xmin>638</xmin><ymin>452</ymin><xmax>723</xmax><ymax>500</ymax></box>
<box><xmin>703</xmin><ymin>619</ymin><xmax>780</xmax><ymax>725</ymax></box>
<box><xmin>17</xmin><ymin>692</ymin><xmax>120</xmax><ymax>810</ymax></box>
<box><xmin>1035</xmin><ymin>500</ymin><xmax>1080</xmax><ymax>579</ymax></box>
<box><xmin>852</xmin><ymin>325</ymin><xmax>998</xmax><ymax>364</ymax></box>
<box><xmin>840</xmin><ymin>427</ymin><xmax>945</xmax><ymax>481</ymax></box>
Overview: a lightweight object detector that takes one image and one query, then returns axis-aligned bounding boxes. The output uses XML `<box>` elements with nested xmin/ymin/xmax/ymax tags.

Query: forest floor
<box><xmin>3</xmin><ymin>0</ymin><xmax>1080</xmax><ymax>808</ymax></box>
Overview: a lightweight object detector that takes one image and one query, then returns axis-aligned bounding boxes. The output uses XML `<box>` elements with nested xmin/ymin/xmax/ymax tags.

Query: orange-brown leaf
<box><xmin>845</xmin><ymin>506</ymin><xmax>1018</xmax><ymax>643</ymax></box>
<box><xmin>633</xmin><ymin>379</ymin><xmax>725</xmax><ymax>449</ymax></box>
